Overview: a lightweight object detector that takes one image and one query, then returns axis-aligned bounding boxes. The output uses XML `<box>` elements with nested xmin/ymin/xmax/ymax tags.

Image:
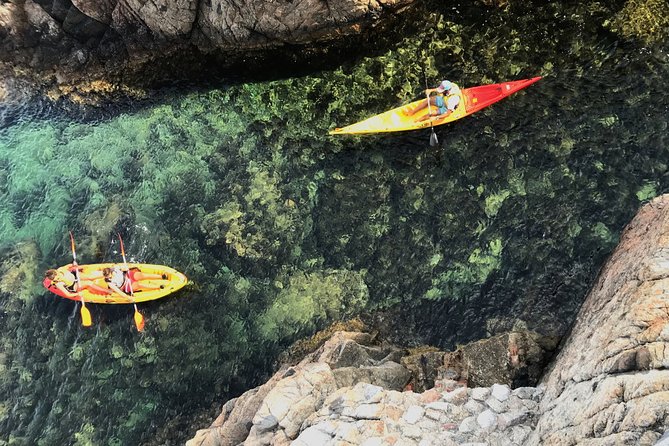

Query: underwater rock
<box><xmin>0</xmin><ymin>241</ymin><xmax>41</xmax><ymax>303</ymax></box>
<box><xmin>0</xmin><ymin>0</ymin><xmax>416</xmax><ymax>101</ymax></box>
<box><xmin>606</xmin><ymin>0</ymin><xmax>669</xmax><ymax>45</ymax></box>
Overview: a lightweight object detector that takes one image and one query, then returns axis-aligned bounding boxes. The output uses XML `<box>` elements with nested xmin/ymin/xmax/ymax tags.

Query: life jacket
<box><xmin>43</xmin><ymin>270</ymin><xmax>77</xmax><ymax>294</ymax></box>
<box><xmin>48</xmin><ymin>271</ymin><xmax>76</xmax><ymax>290</ymax></box>
<box><xmin>105</xmin><ymin>268</ymin><xmax>132</xmax><ymax>293</ymax></box>
<box><xmin>446</xmin><ymin>84</ymin><xmax>462</xmax><ymax>108</ymax></box>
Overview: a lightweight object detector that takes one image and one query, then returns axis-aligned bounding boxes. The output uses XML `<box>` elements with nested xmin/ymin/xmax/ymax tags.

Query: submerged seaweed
<box><xmin>0</xmin><ymin>0</ymin><xmax>668</xmax><ymax>444</ymax></box>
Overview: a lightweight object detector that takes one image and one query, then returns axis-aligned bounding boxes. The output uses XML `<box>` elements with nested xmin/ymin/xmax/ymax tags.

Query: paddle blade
<box><xmin>80</xmin><ymin>305</ymin><xmax>92</xmax><ymax>327</ymax></box>
<box><xmin>430</xmin><ymin>131</ymin><xmax>439</xmax><ymax>147</ymax></box>
<box><xmin>134</xmin><ymin>310</ymin><xmax>145</xmax><ymax>332</ymax></box>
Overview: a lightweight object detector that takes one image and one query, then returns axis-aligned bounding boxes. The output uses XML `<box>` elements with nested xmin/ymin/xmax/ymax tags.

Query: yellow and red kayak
<box><xmin>44</xmin><ymin>263</ymin><xmax>188</xmax><ymax>304</ymax></box>
<box><xmin>329</xmin><ymin>77</ymin><xmax>542</xmax><ymax>135</ymax></box>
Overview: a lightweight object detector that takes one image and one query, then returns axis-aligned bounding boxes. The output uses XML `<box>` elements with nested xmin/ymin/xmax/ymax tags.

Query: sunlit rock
<box><xmin>529</xmin><ymin>195</ymin><xmax>669</xmax><ymax>445</ymax></box>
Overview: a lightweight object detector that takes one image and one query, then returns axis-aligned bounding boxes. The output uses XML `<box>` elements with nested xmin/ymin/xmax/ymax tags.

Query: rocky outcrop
<box><xmin>188</xmin><ymin>196</ymin><xmax>669</xmax><ymax>445</ymax></box>
<box><xmin>293</xmin><ymin>380</ymin><xmax>542</xmax><ymax>446</ymax></box>
<box><xmin>0</xmin><ymin>0</ymin><xmax>416</xmax><ymax>98</ymax></box>
<box><xmin>400</xmin><ymin>330</ymin><xmax>557</xmax><ymax>393</ymax></box>
<box><xmin>186</xmin><ymin>326</ymin><xmax>555</xmax><ymax>445</ymax></box>
<box><xmin>187</xmin><ymin>331</ymin><xmax>411</xmax><ymax>446</ymax></box>
<box><xmin>528</xmin><ymin>195</ymin><xmax>669</xmax><ymax>445</ymax></box>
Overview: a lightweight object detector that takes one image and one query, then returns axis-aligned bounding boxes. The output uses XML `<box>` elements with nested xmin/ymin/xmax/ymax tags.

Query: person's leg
<box><xmin>78</xmin><ymin>280</ymin><xmax>112</xmax><ymax>295</ymax></box>
<box><xmin>407</xmin><ymin>97</ymin><xmax>440</xmax><ymax>117</ymax></box>
<box><xmin>128</xmin><ymin>269</ymin><xmax>166</xmax><ymax>282</ymax></box>
<box><xmin>406</xmin><ymin>96</ymin><xmax>437</xmax><ymax>115</ymax></box>
<box><xmin>132</xmin><ymin>281</ymin><xmax>163</xmax><ymax>291</ymax></box>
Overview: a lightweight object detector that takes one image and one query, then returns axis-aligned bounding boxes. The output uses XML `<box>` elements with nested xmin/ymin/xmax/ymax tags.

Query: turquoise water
<box><xmin>1</xmin><ymin>0</ymin><xmax>668</xmax><ymax>444</ymax></box>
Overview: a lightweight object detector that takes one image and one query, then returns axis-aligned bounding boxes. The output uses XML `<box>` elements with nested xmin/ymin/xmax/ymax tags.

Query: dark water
<box><xmin>1</xmin><ymin>0</ymin><xmax>668</xmax><ymax>444</ymax></box>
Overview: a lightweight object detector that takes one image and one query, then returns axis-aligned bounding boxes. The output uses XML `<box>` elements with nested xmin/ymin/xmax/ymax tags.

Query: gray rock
<box><xmin>425</xmin><ymin>401</ymin><xmax>452</xmax><ymax>412</ymax></box>
<box><xmin>363</xmin><ymin>384</ymin><xmax>384</xmax><ymax>403</ymax></box>
<box><xmin>333</xmin><ymin>361</ymin><xmax>411</xmax><ymax>390</ymax></box>
<box><xmin>476</xmin><ymin>409</ymin><xmax>498</xmax><ymax>429</ymax></box>
<box><xmin>402</xmin><ymin>424</ymin><xmax>423</xmax><ymax>439</ymax></box>
<box><xmin>485</xmin><ymin>396</ymin><xmax>507</xmax><ymax>413</ymax></box>
<box><xmin>464</xmin><ymin>399</ymin><xmax>485</xmax><ymax>414</ymax></box>
<box><xmin>655</xmin><ymin>430</ymin><xmax>669</xmax><ymax>446</ymax></box>
<box><xmin>442</xmin><ymin>386</ymin><xmax>469</xmax><ymax>405</ymax></box>
<box><xmin>459</xmin><ymin>416</ymin><xmax>478</xmax><ymax>433</ymax></box>
<box><xmin>512</xmin><ymin>387</ymin><xmax>536</xmax><ymax>400</ymax></box>
<box><xmin>471</xmin><ymin>387</ymin><xmax>491</xmax><ymax>401</ymax></box>
<box><xmin>3</xmin><ymin>0</ymin><xmax>419</xmax><ymax>97</ymax></box>
<box><xmin>292</xmin><ymin>425</ymin><xmax>334</xmax><ymax>446</ymax></box>
<box><xmin>360</xmin><ymin>437</ymin><xmax>384</xmax><ymax>446</ymax></box>
<box><xmin>498</xmin><ymin>409</ymin><xmax>529</xmax><ymax>430</ymax></box>
<box><xmin>509</xmin><ymin>425</ymin><xmax>532</xmax><ymax>445</ymax></box>
<box><xmin>403</xmin><ymin>405</ymin><xmax>425</xmax><ymax>424</ymax></box>
<box><xmin>491</xmin><ymin>384</ymin><xmax>511</xmax><ymax>401</ymax></box>
<box><xmin>254</xmin><ymin>414</ymin><xmax>278</xmax><ymax>432</ymax></box>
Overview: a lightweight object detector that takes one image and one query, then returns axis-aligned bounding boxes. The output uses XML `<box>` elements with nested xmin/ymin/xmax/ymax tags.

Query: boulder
<box><xmin>441</xmin><ymin>330</ymin><xmax>558</xmax><ymax>388</ymax></box>
<box><xmin>186</xmin><ymin>331</ymin><xmax>411</xmax><ymax>445</ymax></box>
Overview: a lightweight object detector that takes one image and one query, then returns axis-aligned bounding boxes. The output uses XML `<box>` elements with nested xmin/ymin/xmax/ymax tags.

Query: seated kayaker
<box><xmin>44</xmin><ymin>265</ymin><xmax>112</xmax><ymax>298</ymax></box>
<box><xmin>406</xmin><ymin>80</ymin><xmax>461</xmax><ymax>121</ymax></box>
<box><xmin>102</xmin><ymin>265</ymin><xmax>167</xmax><ymax>299</ymax></box>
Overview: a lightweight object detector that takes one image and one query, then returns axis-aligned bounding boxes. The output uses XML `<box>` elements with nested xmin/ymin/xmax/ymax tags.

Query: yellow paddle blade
<box><xmin>80</xmin><ymin>305</ymin><xmax>92</xmax><ymax>327</ymax></box>
<box><xmin>134</xmin><ymin>310</ymin><xmax>145</xmax><ymax>332</ymax></box>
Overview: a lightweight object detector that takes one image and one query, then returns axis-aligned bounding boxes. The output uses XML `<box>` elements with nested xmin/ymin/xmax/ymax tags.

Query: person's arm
<box><xmin>55</xmin><ymin>282</ymin><xmax>79</xmax><ymax>299</ymax></box>
<box><xmin>68</xmin><ymin>264</ymin><xmax>85</xmax><ymax>274</ymax></box>
<box><xmin>107</xmin><ymin>283</ymin><xmax>132</xmax><ymax>299</ymax></box>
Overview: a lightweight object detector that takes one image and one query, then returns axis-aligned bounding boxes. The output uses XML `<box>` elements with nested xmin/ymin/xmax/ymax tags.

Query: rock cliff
<box><xmin>529</xmin><ymin>194</ymin><xmax>669</xmax><ymax>445</ymax></box>
<box><xmin>187</xmin><ymin>195</ymin><xmax>669</xmax><ymax>445</ymax></box>
<box><xmin>0</xmin><ymin>0</ymin><xmax>415</xmax><ymax>99</ymax></box>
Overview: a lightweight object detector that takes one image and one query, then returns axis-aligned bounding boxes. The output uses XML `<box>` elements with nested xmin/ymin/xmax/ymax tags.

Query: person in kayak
<box><xmin>406</xmin><ymin>80</ymin><xmax>461</xmax><ymax>121</ymax></box>
<box><xmin>44</xmin><ymin>265</ymin><xmax>112</xmax><ymax>298</ymax></box>
<box><xmin>102</xmin><ymin>265</ymin><xmax>167</xmax><ymax>299</ymax></box>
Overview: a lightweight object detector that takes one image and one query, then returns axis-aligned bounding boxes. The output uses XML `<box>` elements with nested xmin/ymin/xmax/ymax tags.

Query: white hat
<box><xmin>436</xmin><ymin>80</ymin><xmax>452</xmax><ymax>93</ymax></box>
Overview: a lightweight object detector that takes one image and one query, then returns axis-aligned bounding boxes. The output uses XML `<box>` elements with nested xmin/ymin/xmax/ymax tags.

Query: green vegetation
<box><xmin>0</xmin><ymin>0</ymin><xmax>668</xmax><ymax>444</ymax></box>
<box><xmin>607</xmin><ymin>0</ymin><xmax>669</xmax><ymax>44</ymax></box>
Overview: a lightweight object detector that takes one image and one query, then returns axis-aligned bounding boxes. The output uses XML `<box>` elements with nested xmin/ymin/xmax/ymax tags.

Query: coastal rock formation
<box><xmin>0</xmin><ymin>0</ymin><xmax>416</xmax><ymax>96</ymax></box>
<box><xmin>401</xmin><ymin>330</ymin><xmax>557</xmax><ymax>393</ymax></box>
<box><xmin>186</xmin><ymin>327</ymin><xmax>553</xmax><ymax>445</ymax></box>
<box><xmin>187</xmin><ymin>195</ymin><xmax>669</xmax><ymax>445</ymax></box>
<box><xmin>529</xmin><ymin>195</ymin><xmax>669</xmax><ymax>444</ymax></box>
<box><xmin>186</xmin><ymin>331</ymin><xmax>411</xmax><ymax>446</ymax></box>
<box><xmin>292</xmin><ymin>381</ymin><xmax>542</xmax><ymax>446</ymax></box>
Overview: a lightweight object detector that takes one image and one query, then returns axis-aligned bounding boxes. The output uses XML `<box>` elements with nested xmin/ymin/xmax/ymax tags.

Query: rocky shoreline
<box><xmin>0</xmin><ymin>0</ymin><xmax>418</xmax><ymax>103</ymax></box>
<box><xmin>188</xmin><ymin>195</ymin><xmax>669</xmax><ymax>445</ymax></box>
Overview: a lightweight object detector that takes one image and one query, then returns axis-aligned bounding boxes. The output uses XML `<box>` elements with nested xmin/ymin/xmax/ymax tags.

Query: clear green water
<box><xmin>1</xmin><ymin>0</ymin><xmax>668</xmax><ymax>444</ymax></box>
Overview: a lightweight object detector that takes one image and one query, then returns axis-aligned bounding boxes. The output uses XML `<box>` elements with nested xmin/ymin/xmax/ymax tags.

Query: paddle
<box><xmin>424</xmin><ymin>77</ymin><xmax>439</xmax><ymax>147</ymax></box>
<box><xmin>118</xmin><ymin>234</ymin><xmax>145</xmax><ymax>332</ymax></box>
<box><xmin>69</xmin><ymin>231</ymin><xmax>92</xmax><ymax>327</ymax></box>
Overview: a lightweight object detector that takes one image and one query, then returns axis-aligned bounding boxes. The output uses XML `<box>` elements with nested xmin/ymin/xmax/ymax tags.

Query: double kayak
<box><xmin>329</xmin><ymin>76</ymin><xmax>542</xmax><ymax>135</ymax></box>
<box><xmin>44</xmin><ymin>263</ymin><xmax>188</xmax><ymax>304</ymax></box>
